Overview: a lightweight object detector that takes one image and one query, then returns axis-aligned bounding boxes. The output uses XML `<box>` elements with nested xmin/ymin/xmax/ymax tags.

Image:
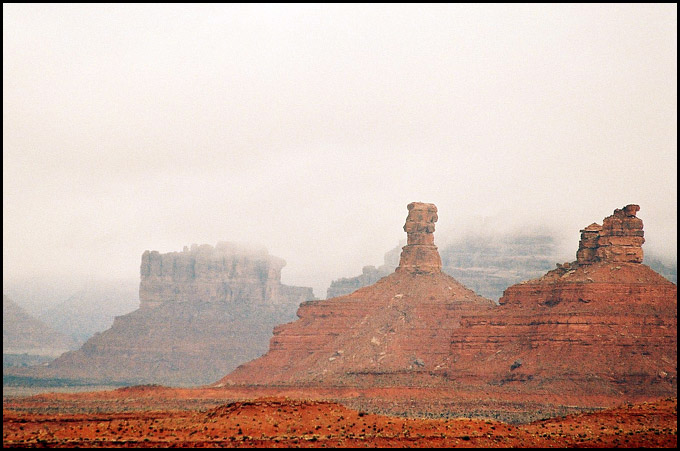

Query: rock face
<box><xmin>139</xmin><ymin>242</ymin><xmax>300</xmax><ymax>308</ymax></box>
<box><xmin>440</xmin><ymin>232</ymin><xmax>564</xmax><ymax>302</ymax></box>
<box><xmin>396</xmin><ymin>202</ymin><xmax>442</xmax><ymax>273</ymax></box>
<box><xmin>445</xmin><ymin>205</ymin><xmax>677</xmax><ymax>399</ymax></box>
<box><xmin>3</xmin><ymin>296</ymin><xmax>77</xmax><ymax>358</ymax></box>
<box><xmin>219</xmin><ymin>202</ymin><xmax>494</xmax><ymax>386</ymax></box>
<box><xmin>15</xmin><ymin>243</ymin><xmax>314</xmax><ymax>386</ymax></box>
<box><xmin>576</xmin><ymin>204</ymin><xmax>644</xmax><ymax>264</ymax></box>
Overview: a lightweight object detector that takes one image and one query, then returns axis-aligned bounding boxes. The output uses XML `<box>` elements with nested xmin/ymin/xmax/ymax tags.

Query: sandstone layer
<box><xmin>445</xmin><ymin>205</ymin><xmax>677</xmax><ymax>399</ymax></box>
<box><xmin>10</xmin><ymin>243</ymin><xmax>314</xmax><ymax>386</ymax></box>
<box><xmin>219</xmin><ymin>202</ymin><xmax>494</xmax><ymax>386</ymax></box>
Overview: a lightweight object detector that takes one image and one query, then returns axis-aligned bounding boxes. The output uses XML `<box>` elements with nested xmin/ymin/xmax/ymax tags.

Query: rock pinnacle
<box><xmin>396</xmin><ymin>202</ymin><xmax>442</xmax><ymax>273</ymax></box>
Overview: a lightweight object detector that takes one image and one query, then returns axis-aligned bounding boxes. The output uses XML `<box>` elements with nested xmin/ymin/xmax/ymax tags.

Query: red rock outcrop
<box><xmin>576</xmin><ymin>204</ymin><xmax>645</xmax><ymax>264</ymax></box>
<box><xmin>445</xmin><ymin>205</ymin><xmax>677</xmax><ymax>400</ymax></box>
<box><xmin>218</xmin><ymin>202</ymin><xmax>494</xmax><ymax>386</ymax></box>
<box><xmin>10</xmin><ymin>243</ymin><xmax>314</xmax><ymax>386</ymax></box>
<box><xmin>396</xmin><ymin>202</ymin><xmax>442</xmax><ymax>273</ymax></box>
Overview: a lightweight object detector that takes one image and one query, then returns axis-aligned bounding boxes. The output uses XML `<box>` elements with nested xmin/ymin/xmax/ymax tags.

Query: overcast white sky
<box><xmin>3</xmin><ymin>4</ymin><xmax>677</xmax><ymax>298</ymax></box>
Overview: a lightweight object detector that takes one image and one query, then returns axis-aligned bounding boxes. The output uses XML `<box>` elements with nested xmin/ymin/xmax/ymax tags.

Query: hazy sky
<box><xmin>3</xmin><ymin>4</ymin><xmax>677</xmax><ymax>298</ymax></box>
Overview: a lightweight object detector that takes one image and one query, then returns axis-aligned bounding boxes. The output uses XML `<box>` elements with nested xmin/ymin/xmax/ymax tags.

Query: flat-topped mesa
<box><xmin>139</xmin><ymin>242</ymin><xmax>312</xmax><ymax>309</ymax></box>
<box><xmin>576</xmin><ymin>204</ymin><xmax>645</xmax><ymax>265</ymax></box>
<box><xmin>396</xmin><ymin>202</ymin><xmax>442</xmax><ymax>273</ymax></box>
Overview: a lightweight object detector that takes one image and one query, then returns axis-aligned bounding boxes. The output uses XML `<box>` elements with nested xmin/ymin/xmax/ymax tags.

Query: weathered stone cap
<box><xmin>576</xmin><ymin>204</ymin><xmax>645</xmax><ymax>265</ymax></box>
<box><xmin>397</xmin><ymin>202</ymin><xmax>442</xmax><ymax>273</ymax></box>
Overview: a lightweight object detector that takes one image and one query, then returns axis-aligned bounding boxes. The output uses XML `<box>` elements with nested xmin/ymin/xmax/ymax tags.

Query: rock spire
<box><xmin>218</xmin><ymin>202</ymin><xmax>493</xmax><ymax>387</ymax></box>
<box><xmin>396</xmin><ymin>202</ymin><xmax>442</xmax><ymax>273</ymax></box>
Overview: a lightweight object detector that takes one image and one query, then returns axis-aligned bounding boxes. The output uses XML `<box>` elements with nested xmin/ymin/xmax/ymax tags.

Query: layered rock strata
<box><xmin>396</xmin><ymin>202</ymin><xmax>442</xmax><ymax>273</ymax></box>
<box><xmin>441</xmin><ymin>233</ymin><xmax>563</xmax><ymax>301</ymax></box>
<box><xmin>139</xmin><ymin>242</ymin><xmax>303</xmax><ymax>308</ymax></box>
<box><xmin>219</xmin><ymin>202</ymin><xmax>494</xmax><ymax>386</ymax></box>
<box><xmin>445</xmin><ymin>205</ymin><xmax>677</xmax><ymax>399</ymax></box>
<box><xmin>13</xmin><ymin>243</ymin><xmax>314</xmax><ymax>386</ymax></box>
<box><xmin>576</xmin><ymin>204</ymin><xmax>644</xmax><ymax>264</ymax></box>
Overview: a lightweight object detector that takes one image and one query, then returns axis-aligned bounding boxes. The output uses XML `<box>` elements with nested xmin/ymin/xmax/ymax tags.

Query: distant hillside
<box><xmin>643</xmin><ymin>254</ymin><xmax>677</xmax><ymax>284</ymax></box>
<box><xmin>35</xmin><ymin>279</ymin><xmax>139</xmax><ymax>344</ymax></box>
<box><xmin>3</xmin><ymin>295</ymin><xmax>77</xmax><ymax>360</ymax></box>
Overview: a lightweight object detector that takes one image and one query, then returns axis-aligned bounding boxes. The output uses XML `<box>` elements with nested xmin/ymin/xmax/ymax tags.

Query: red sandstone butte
<box><xmin>445</xmin><ymin>204</ymin><xmax>677</xmax><ymax>400</ymax></box>
<box><xmin>218</xmin><ymin>202</ymin><xmax>494</xmax><ymax>386</ymax></box>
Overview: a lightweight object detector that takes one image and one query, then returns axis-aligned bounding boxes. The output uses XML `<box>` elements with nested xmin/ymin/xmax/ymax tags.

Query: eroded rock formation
<box><xmin>326</xmin><ymin>225</ymin><xmax>674</xmax><ymax>302</ymax></box>
<box><xmin>11</xmin><ymin>243</ymin><xmax>314</xmax><ymax>386</ymax></box>
<box><xmin>139</xmin><ymin>242</ymin><xmax>301</xmax><ymax>308</ymax></box>
<box><xmin>445</xmin><ymin>205</ymin><xmax>677</xmax><ymax>400</ymax></box>
<box><xmin>576</xmin><ymin>204</ymin><xmax>644</xmax><ymax>264</ymax></box>
<box><xmin>396</xmin><ymin>202</ymin><xmax>442</xmax><ymax>273</ymax></box>
<box><xmin>218</xmin><ymin>202</ymin><xmax>494</xmax><ymax>386</ymax></box>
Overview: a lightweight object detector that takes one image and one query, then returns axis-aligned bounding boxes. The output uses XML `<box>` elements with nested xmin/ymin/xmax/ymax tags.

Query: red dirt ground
<box><xmin>3</xmin><ymin>387</ymin><xmax>676</xmax><ymax>448</ymax></box>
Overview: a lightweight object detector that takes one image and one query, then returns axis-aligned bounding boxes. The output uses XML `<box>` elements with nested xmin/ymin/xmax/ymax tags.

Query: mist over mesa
<box><xmin>3</xmin><ymin>4</ymin><xmax>677</xmax><ymax>299</ymax></box>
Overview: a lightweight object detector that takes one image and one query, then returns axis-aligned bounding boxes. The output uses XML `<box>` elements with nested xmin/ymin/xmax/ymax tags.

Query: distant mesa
<box><xmin>218</xmin><ymin>202</ymin><xmax>495</xmax><ymax>386</ymax></box>
<box><xmin>7</xmin><ymin>243</ymin><xmax>314</xmax><ymax>386</ymax></box>
<box><xmin>139</xmin><ymin>242</ymin><xmax>305</xmax><ymax>309</ymax></box>
<box><xmin>34</xmin><ymin>279</ymin><xmax>139</xmax><ymax>345</ymax></box>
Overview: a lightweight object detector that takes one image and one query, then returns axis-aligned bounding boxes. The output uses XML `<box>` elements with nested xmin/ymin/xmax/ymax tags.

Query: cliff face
<box><xmin>445</xmin><ymin>205</ymin><xmax>677</xmax><ymax>399</ymax></box>
<box><xmin>139</xmin><ymin>242</ymin><xmax>309</xmax><ymax>308</ymax></box>
<box><xmin>440</xmin><ymin>233</ymin><xmax>562</xmax><ymax>301</ymax></box>
<box><xmin>16</xmin><ymin>243</ymin><xmax>314</xmax><ymax>386</ymax></box>
<box><xmin>219</xmin><ymin>202</ymin><xmax>494</xmax><ymax>386</ymax></box>
<box><xmin>576</xmin><ymin>204</ymin><xmax>645</xmax><ymax>264</ymax></box>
